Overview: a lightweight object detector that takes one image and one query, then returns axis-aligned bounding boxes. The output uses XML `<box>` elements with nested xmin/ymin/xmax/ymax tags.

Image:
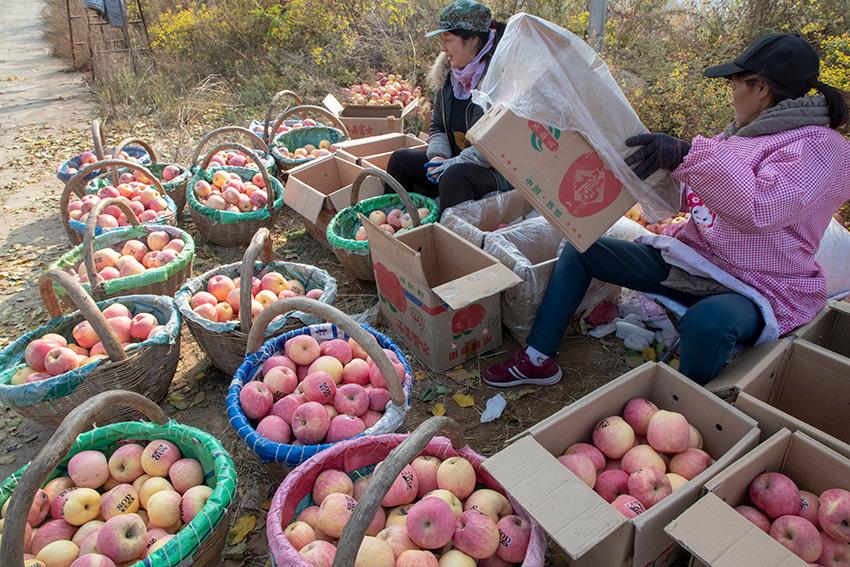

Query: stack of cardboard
<box><xmin>334</xmin><ymin>133</ymin><xmax>428</xmax><ymax>171</ymax></box>
<box><xmin>323</xmin><ymin>94</ymin><xmax>419</xmax><ymax>139</ymax></box>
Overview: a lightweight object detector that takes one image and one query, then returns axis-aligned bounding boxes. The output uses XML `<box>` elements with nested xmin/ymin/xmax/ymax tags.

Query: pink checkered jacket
<box><xmin>667</xmin><ymin>125</ymin><xmax>850</xmax><ymax>334</ymax></box>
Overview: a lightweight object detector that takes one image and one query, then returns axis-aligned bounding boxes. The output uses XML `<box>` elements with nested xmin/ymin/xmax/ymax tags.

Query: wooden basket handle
<box><xmin>91</xmin><ymin>119</ymin><xmax>107</xmax><ymax>160</ymax></box>
<box><xmin>0</xmin><ymin>390</ymin><xmax>169</xmax><ymax>567</ymax></box>
<box><xmin>247</xmin><ymin>298</ymin><xmax>406</xmax><ymax>407</ymax></box>
<box><xmin>190</xmin><ymin>126</ymin><xmax>270</xmax><ymax>167</ymax></box>
<box><xmin>238</xmin><ymin>228</ymin><xmax>273</xmax><ymax>333</ymax></box>
<box><xmin>334</xmin><ymin>417</ymin><xmax>465</xmax><ymax>566</ymax></box>
<box><xmin>37</xmin><ymin>270</ymin><xmax>128</xmax><ymax>361</ymax></box>
<box><xmin>349</xmin><ymin>168</ymin><xmax>422</xmax><ymax>227</ymax></box>
<box><xmin>109</xmin><ymin>138</ymin><xmax>159</xmax><ymax>185</ymax></box>
<box><xmin>198</xmin><ymin>142</ymin><xmax>277</xmax><ymax>210</ymax></box>
<box><xmin>262</xmin><ymin>90</ymin><xmax>304</xmax><ymax>143</ymax></box>
<box><xmin>82</xmin><ymin>197</ymin><xmax>143</xmax><ymax>297</ymax></box>
<box><xmin>269</xmin><ymin>104</ymin><xmax>350</xmax><ymax>140</ymax></box>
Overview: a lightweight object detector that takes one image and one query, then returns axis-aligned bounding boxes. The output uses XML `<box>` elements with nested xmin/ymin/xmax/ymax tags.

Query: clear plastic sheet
<box><xmin>441</xmin><ymin>190</ymin><xmax>539</xmax><ymax>248</ymax></box>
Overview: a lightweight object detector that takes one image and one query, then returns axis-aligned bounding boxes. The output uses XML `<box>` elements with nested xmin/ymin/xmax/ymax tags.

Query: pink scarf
<box><xmin>450</xmin><ymin>30</ymin><xmax>496</xmax><ymax>100</ymax></box>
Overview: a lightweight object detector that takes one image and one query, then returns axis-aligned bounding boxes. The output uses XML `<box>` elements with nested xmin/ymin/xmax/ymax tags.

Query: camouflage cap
<box><xmin>425</xmin><ymin>0</ymin><xmax>493</xmax><ymax>38</ymax></box>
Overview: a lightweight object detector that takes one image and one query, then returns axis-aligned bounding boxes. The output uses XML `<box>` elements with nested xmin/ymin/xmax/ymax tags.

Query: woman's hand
<box><xmin>625</xmin><ymin>133</ymin><xmax>692</xmax><ymax>180</ymax></box>
<box><xmin>424</xmin><ymin>156</ymin><xmax>451</xmax><ymax>184</ymax></box>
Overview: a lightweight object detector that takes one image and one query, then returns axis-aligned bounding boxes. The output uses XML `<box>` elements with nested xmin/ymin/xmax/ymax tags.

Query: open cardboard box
<box><xmin>483</xmin><ymin>362</ymin><xmax>760</xmax><ymax>567</ymax></box>
<box><xmin>284</xmin><ymin>156</ymin><xmax>383</xmax><ymax>247</ymax></box>
<box><xmin>707</xmin><ymin>339</ymin><xmax>850</xmax><ymax>458</ymax></box>
<box><xmin>323</xmin><ymin>94</ymin><xmax>419</xmax><ymax>139</ymax></box>
<box><xmin>666</xmin><ymin>429</ymin><xmax>850</xmax><ymax>567</ymax></box>
<box><xmin>795</xmin><ymin>300</ymin><xmax>850</xmax><ymax>360</ymax></box>
<box><xmin>467</xmin><ymin>104</ymin><xmax>635</xmax><ymax>252</ymax></box>
<box><xmin>441</xmin><ymin>190</ymin><xmax>538</xmax><ymax>248</ymax></box>
<box><xmin>362</xmin><ymin>218</ymin><xmax>521</xmax><ymax>371</ymax></box>
<box><xmin>335</xmin><ymin>133</ymin><xmax>427</xmax><ymax>166</ymax></box>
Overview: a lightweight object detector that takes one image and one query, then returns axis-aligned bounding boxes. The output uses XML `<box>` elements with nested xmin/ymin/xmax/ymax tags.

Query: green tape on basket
<box><xmin>0</xmin><ymin>294</ymin><xmax>181</xmax><ymax>407</ymax></box>
<box><xmin>269</xmin><ymin>126</ymin><xmax>347</xmax><ymax>167</ymax></box>
<box><xmin>186</xmin><ymin>167</ymin><xmax>285</xmax><ymax>225</ymax></box>
<box><xmin>85</xmin><ymin>163</ymin><xmax>191</xmax><ymax>195</ymax></box>
<box><xmin>47</xmin><ymin>224</ymin><xmax>195</xmax><ymax>297</ymax></box>
<box><xmin>0</xmin><ymin>419</ymin><xmax>237</xmax><ymax>567</ymax></box>
<box><xmin>326</xmin><ymin>193</ymin><xmax>440</xmax><ymax>252</ymax></box>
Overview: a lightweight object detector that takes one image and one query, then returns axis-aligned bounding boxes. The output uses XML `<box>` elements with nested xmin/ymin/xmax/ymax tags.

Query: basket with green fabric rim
<box><xmin>0</xmin><ymin>390</ymin><xmax>237</xmax><ymax>567</ymax></box>
<box><xmin>174</xmin><ymin>228</ymin><xmax>338</xmax><ymax>375</ymax></box>
<box><xmin>248</xmin><ymin>89</ymin><xmax>304</xmax><ymax>144</ymax></box>
<box><xmin>56</xmin><ymin>119</ymin><xmax>152</xmax><ymax>183</ymax></box>
<box><xmin>268</xmin><ymin>105</ymin><xmax>350</xmax><ymax>171</ymax></box>
<box><xmin>61</xmin><ymin>159</ymin><xmax>178</xmax><ymax>245</ymax></box>
<box><xmin>187</xmin><ymin>142</ymin><xmax>285</xmax><ymax>247</ymax></box>
<box><xmin>327</xmin><ymin>168</ymin><xmax>439</xmax><ymax>280</ymax></box>
<box><xmin>0</xmin><ymin>271</ymin><xmax>182</xmax><ymax>427</ymax></box>
<box><xmin>190</xmin><ymin>125</ymin><xmax>277</xmax><ymax>176</ymax></box>
<box><xmin>49</xmin><ymin>198</ymin><xmax>194</xmax><ymax>311</ymax></box>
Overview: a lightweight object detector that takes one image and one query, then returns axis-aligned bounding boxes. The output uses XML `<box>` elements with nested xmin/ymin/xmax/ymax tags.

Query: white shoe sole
<box><xmin>483</xmin><ymin>367</ymin><xmax>563</xmax><ymax>388</ymax></box>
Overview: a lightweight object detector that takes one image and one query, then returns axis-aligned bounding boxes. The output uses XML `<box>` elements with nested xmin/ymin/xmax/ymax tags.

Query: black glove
<box><xmin>625</xmin><ymin>133</ymin><xmax>691</xmax><ymax>180</ymax></box>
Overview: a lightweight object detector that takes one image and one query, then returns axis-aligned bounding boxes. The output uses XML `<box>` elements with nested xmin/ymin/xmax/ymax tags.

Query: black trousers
<box><xmin>386</xmin><ymin>148</ymin><xmax>502</xmax><ymax>209</ymax></box>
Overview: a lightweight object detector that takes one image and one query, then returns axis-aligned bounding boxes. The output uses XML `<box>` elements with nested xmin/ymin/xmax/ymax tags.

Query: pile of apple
<box><xmin>735</xmin><ymin>473</ymin><xmax>850</xmax><ymax>564</ymax></box>
<box><xmin>193</xmin><ymin>170</ymin><xmax>270</xmax><ymax>213</ymax></box>
<box><xmin>189</xmin><ymin>272</ymin><xmax>323</xmax><ymax>324</ymax></box>
<box><xmin>623</xmin><ymin>204</ymin><xmax>689</xmax><ymax>235</ymax></box>
<box><xmin>285</xmin><ymin>455</ymin><xmax>531</xmax><ymax>567</ymax></box>
<box><xmin>65</xmin><ymin>231</ymin><xmax>185</xmax><ymax>285</ymax></box>
<box><xmin>205</xmin><ymin>149</ymin><xmax>264</xmax><ymax>169</ymax></box>
<box><xmin>354</xmin><ymin>208</ymin><xmax>432</xmax><ymax>240</ymax></box>
<box><xmin>69</xmin><ymin>179</ymin><xmax>172</xmax><ymax>228</ymax></box>
<box><xmin>342</xmin><ymin>73</ymin><xmax>421</xmax><ymax>107</ymax></box>
<box><xmin>2</xmin><ymin>438</ymin><xmax>214</xmax><ymax>567</ymax></box>
<box><xmin>559</xmin><ymin>399</ymin><xmax>714</xmax><ymax>518</ymax></box>
<box><xmin>238</xmin><ymin>334</ymin><xmax>408</xmax><ymax>446</ymax></box>
<box><xmin>60</xmin><ymin>149</ymin><xmax>141</xmax><ymax>177</ymax></box>
<box><xmin>10</xmin><ymin>303</ymin><xmax>166</xmax><ymax>386</ymax></box>
<box><xmin>253</xmin><ymin>118</ymin><xmax>328</xmax><ymax>140</ymax></box>
<box><xmin>275</xmin><ymin>139</ymin><xmax>334</xmax><ymax>162</ymax></box>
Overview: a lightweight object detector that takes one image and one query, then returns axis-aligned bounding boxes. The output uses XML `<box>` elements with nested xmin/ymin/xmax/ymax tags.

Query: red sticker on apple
<box><xmin>559</xmin><ymin>151</ymin><xmax>622</xmax><ymax>218</ymax></box>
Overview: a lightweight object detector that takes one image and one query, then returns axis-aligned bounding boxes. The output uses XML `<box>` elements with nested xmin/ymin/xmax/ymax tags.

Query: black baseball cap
<box><xmin>704</xmin><ymin>33</ymin><xmax>820</xmax><ymax>98</ymax></box>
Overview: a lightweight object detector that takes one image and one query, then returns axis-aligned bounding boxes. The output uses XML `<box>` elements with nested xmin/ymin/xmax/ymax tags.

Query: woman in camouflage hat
<box><xmin>386</xmin><ymin>0</ymin><xmax>510</xmax><ymax>209</ymax></box>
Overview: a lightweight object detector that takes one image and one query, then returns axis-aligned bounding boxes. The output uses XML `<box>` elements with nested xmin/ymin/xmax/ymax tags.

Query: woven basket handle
<box><xmin>109</xmin><ymin>137</ymin><xmax>158</xmax><ymax>185</ymax></box>
<box><xmin>190</xmin><ymin>126</ymin><xmax>270</xmax><ymax>167</ymax></box>
<box><xmin>262</xmin><ymin>90</ymin><xmax>304</xmax><ymax>143</ymax></box>
<box><xmin>198</xmin><ymin>143</ymin><xmax>278</xmax><ymax>211</ymax></box>
<box><xmin>269</xmin><ymin>104</ymin><xmax>350</xmax><ymax>140</ymax></box>
<box><xmin>349</xmin><ymin>169</ymin><xmax>422</xmax><ymax>227</ymax></box>
<box><xmin>37</xmin><ymin>270</ymin><xmax>128</xmax><ymax>362</ymax></box>
<box><xmin>334</xmin><ymin>417</ymin><xmax>465</xmax><ymax>566</ymax></box>
<box><xmin>247</xmin><ymin>298</ymin><xmax>406</xmax><ymax>407</ymax></box>
<box><xmin>82</xmin><ymin>198</ymin><xmax>142</xmax><ymax>297</ymax></box>
<box><xmin>239</xmin><ymin>228</ymin><xmax>274</xmax><ymax>333</ymax></box>
<box><xmin>0</xmin><ymin>390</ymin><xmax>169</xmax><ymax>567</ymax></box>
<box><xmin>91</xmin><ymin>119</ymin><xmax>108</xmax><ymax>160</ymax></box>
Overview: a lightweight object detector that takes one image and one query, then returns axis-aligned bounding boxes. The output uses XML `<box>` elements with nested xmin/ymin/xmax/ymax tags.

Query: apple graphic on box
<box><xmin>312</xmin><ymin>469</ymin><xmax>354</xmax><ymax>505</ymax></box>
<box><xmin>405</xmin><ymin>497</ymin><xmax>456</xmax><ymax>549</ymax></box>
<box><xmin>354</xmin><ymin>535</ymin><xmax>395</xmax><ymax>567</ymax></box>
<box><xmin>769</xmin><ymin>515</ymin><xmax>822</xmax><ymax>562</ymax></box>
<box><xmin>749</xmin><ymin>472</ymin><xmax>801</xmax><ymax>519</ymax></box>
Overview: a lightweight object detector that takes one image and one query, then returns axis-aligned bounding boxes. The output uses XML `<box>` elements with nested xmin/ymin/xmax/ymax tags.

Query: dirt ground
<box><xmin>0</xmin><ymin>2</ymin><xmax>635</xmax><ymax>565</ymax></box>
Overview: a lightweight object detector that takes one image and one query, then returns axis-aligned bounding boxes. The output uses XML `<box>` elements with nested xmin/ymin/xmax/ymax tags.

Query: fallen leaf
<box><xmin>168</xmin><ymin>391</ymin><xmax>189</xmax><ymax>410</ymax></box>
<box><xmin>641</xmin><ymin>347</ymin><xmax>657</xmax><ymax>362</ymax></box>
<box><xmin>414</xmin><ymin>371</ymin><xmax>426</xmax><ymax>382</ymax></box>
<box><xmin>226</xmin><ymin>514</ymin><xmax>257</xmax><ymax>546</ymax></box>
<box><xmin>668</xmin><ymin>358</ymin><xmax>680</xmax><ymax>371</ymax></box>
<box><xmin>451</xmin><ymin>392</ymin><xmax>475</xmax><ymax>408</ymax></box>
<box><xmin>500</xmin><ymin>386</ymin><xmax>536</xmax><ymax>401</ymax></box>
<box><xmin>432</xmin><ymin>403</ymin><xmax>446</xmax><ymax>416</ymax></box>
<box><xmin>417</xmin><ymin>384</ymin><xmax>450</xmax><ymax>402</ymax></box>
<box><xmin>444</xmin><ymin>366</ymin><xmax>480</xmax><ymax>383</ymax></box>
<box><xmin>0</xmin><ymin>455</ymin><xmax>15</xmax><ymax>465</ymax></box>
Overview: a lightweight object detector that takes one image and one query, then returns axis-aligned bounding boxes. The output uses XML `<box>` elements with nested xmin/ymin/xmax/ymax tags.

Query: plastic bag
<box><xmin>471</xmin><ymin>13</ymin><xmax>679</xmax><ymax>221</ymax></box>
<box><xmin>441</xmin><ymin>190</ymin><xmax>539</xmax><ymax>247</ymax></box>
<box><xmin>816</xmin><ymin>219</ymin><xmax>850</xmax><ymax>300</ymax></box>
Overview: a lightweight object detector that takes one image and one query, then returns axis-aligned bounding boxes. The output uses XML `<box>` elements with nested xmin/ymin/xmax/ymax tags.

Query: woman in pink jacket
<box><xmin>484</xmin><ymin>33</ymin><xmax>850</xmax><ymax>387</ymax></box>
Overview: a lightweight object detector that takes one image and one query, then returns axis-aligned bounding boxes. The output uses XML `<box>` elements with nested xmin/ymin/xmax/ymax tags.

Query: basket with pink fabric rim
<box><xmin>266</xmin><ymin>416</ymin><xmax>546</xmax><ymax>566</ymax></box>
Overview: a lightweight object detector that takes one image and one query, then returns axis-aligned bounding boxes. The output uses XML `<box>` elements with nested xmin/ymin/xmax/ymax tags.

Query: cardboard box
<box><xmin>795</xmin><ymin>300</ymin><xmax>850</xmax><ymax>360</ymax></box>
<box><xmin>362</xmin><ymin>219</ymin><xmax>522</xmax><ymax>371</ymax></box>
<box><xmin>284</xmin><ymin>156</ymin><xmax>383</xmax><ymax>247</ymax></box>
<box><xmin>361</xmin><ymin>155</ymin><xmax>390</xmax><ymax>172</ymax></box>
<box><xmin>335</xmin><ymin>133</ymin><xmax>427</xmax><ymax>166</ymax></box>
<box><xmin>483</xmin><ymin>363</ymin><xmax>760</xmax><ymax>567</ymax></box>
<box><xmin>467</xmin><ymin>104</ymin><xmax>636</xmax><ymax>252</ymax></box>
<box><xmin>707</xmin><ymin>339</ymin><xmax>850</xmax><ymax>457</ymax></box>
<box><xmin>323</xmin><ymin>94</ymin><xmax>419</xmax><ymax>139</ymax></box>
<box><xmin>666</xmin><ymin>429</ymin><xmax>850</xmax><ymax>567</ymax></box>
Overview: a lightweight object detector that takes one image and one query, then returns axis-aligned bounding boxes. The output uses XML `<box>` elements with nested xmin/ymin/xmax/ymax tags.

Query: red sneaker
<box><xmin>483</xmin><ymin>350</ymin><xmax>562</xmax><ymax>388</ymax></box>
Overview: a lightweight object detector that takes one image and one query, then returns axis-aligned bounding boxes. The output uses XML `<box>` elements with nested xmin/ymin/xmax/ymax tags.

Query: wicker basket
<box><xmin>61</xmin><ymin>158</ymin><xmax>178</xmax><ymax>245</ymax></box>
<box><xmin>190</xmin><ymin>125</ymin><xmax>277</xmax><ymax>175</ymax></box>
<box><xmin>227</xmin><ymin>298</ymin><xmax>414</xmax><ymax>471</ymax></box>
<box><xmin>268</xmin><ymin>105</ymin><xmax>350</xmax><ymax>172</ymax></box>
<box><xmin>327</xmin><ymin>168</ymin><xmax>440</xmax><ymax>280</ymax></box>
<box><xmin>49</xmin><ymin>198</ymin><xmax>194</xmax><ymax>311</ymax></box>
<box><xmin>249</xmin><ymin>89</ymin><xmax>304</xmax><ymax>143</ymax></box>
<box><xmin>187</xmin><ymin>142</ymin><xmax>285</xmax><ymax>247</ymax></box>
<box><xmin>175</xmin><ymin>228</ymin><xmax>337</xmax><ymax>375</ymax></box>
<box><xmin>266</xmin><ymin>417</ymin><xmax>548</xmax><ymax>566</ymax></box>
<box><xmin>0</xmin><ymin>390</ymin><xmax>238</xmax><ymax>567</ymax></box>
<box><xmin>106</xmin><ymin>137</ymin><xmax>192</xmax><ymax>211</ymax></box>
<box><xmin>56</xmin><ymin>119</ymin><xmax>151</xmax><ymax>183</ymax></box>
<box><xmin>0</xmin><ymin>271</ymin><xmax>181</xmax><ymax>428</ymax></box>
